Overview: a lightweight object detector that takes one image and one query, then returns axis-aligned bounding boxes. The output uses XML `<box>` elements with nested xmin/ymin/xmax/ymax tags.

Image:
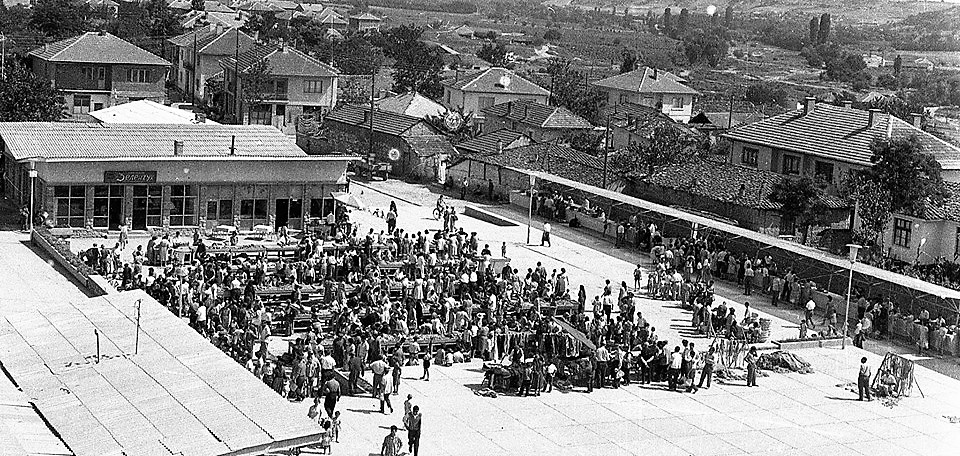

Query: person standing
<box><xmin>460</xmin><ymin>177</ymin><xmax>469</xmax><ymax>200</ymax></box>
<box><xmin>804</xmin><ymin>298</ymin><xmax>817</xmax><ymax>328</ymax></box>
<box><xmin>857</xmin><ymin>357</ymin><xmax>872</xmax><ymax>401</ymax></box>
<box><xmin>371</xmin><ymin>357</ymin><xmax>388</xmax><ymax>398</ymax></box>
<box><xmin>697</xmin><ymin>345</ymin><xmax>715</xmax><ymax>389</ymax></box>
<box><xmin>745</xmin><ymin>346</ymin><xmax>758</xmax><ymax>387</ymax></box>
<box><xmin>406</xmin><ymin>405</ymin><xmax>422</xmax><ymax>456</ymax></box>
<box><xmin>668</xmin><ymin>346</ymin><xmax>683</xmax><ymax>391</ymax></box>
<box><xmin>541</xmin><ymin>222</ymin><xmax>552</xmax><ymax>247</ymax></box>
<box><xmin>381</xmin><ymin>425</ymin><xmax>403</xmax><ymax>456</ymax></box>
<box><xmin>743</xmin><ymin>262</ymin><xmax>754</xmax><ymax>296</ymax></box>
<box><xmin>321</xmin><ymin>376</ymin><xmax>341</xmax><ymax>418</ymax></box>
<box><xmin>595</xmin><ymin>344</ymin><xmax>609</xmax><ymax>389</ymax></box>
<box><xmin>380</xmin><ymin>372</ymin><xmax>395</xmax><ymax>414</ymax></box>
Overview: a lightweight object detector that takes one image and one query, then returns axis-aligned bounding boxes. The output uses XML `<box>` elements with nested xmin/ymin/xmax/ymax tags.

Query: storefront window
<box><xmin>132</xmin><ymin>185</ymin><xmax>162</xmax><ymax>228</ymax></box>
<box><xmin>240</xmin><ymin>199</ymin><xmax>267</xmax><ymax>220</ymax></box>
<box><xmin>92</xmin><ymin>185</ymin><xmax>123</xmax><ymax>229</ymax></box>
<box><xmin>55</xmin><ymin>185</ymin><xmax>85</xmax><ymax>227</ymax></box>
<box><xmin>170</xmin><ymin>185</ymin><xmax>196</xmax><ymax>226</ymax></box>
<box><xmin>309</xmin><ymin>198</ymin><xmax>331</xmax><ymax>218</ymax></box>
<box><xmin>206</xmin><ymin>199</ymin><xmax>234</xmax><ymax>222</ymax></box>
<box><xmin>288</xmin><ymin>198</ymin><xmax>302</xmax><ymax>219</ymax></box>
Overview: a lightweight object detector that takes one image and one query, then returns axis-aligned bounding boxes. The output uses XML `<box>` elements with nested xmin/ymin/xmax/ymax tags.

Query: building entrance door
<box><xmin>275</xmin><ymin>199</ymin><xmax>289</xmax><ymax>229</ymax></box>
<box><xmin>132</xmin><ymin>185</ymin><xmax>162</xmax><ymax>230</ymax></box>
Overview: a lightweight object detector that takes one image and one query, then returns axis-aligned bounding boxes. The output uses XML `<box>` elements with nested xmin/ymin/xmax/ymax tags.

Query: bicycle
<box><xmin>432</xmin><ymin>206</ymin><xmax>443</xmax><ymax>220</ymax></box>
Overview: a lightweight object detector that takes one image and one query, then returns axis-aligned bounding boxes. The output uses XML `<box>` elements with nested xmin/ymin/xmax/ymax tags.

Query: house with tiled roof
<box><xmin>723</xmin><ymin>98</ymin><xmax>960</xmax><ymax>262</ymax></box>
<box><xmin>376</xmin><ymin>92</ymin><xmax>446</xmax><ymax>119</ymax></box>
<box><xmin>220</xmin><ymin>43</ymin><xmax>339</xmax><ymax>132</ymax></box>
<box><xmin>454</xmin><ymin>129</ymin><xmax>533</xmax><ymax>155</ymax></box>
<box><xmin>321</xmin><ymin>105</ymin><xmax>454</xmax><ymax>181</ymax></box>
<box><xmin>481</xmin><ymin>100</ymin><xmax>593</xmax><ymax>142</ymax></box>
<box><xmin>28</xmin><ymin>31</ymin><xmax>171</xmax><ymax>116</ymax></box>
<box><xmin>448</xmin><ymin>141</ymin><xmax>619</xmax><ymax>198</ymax></box>
<box><xmin>441</xmin><ymin>67</ymin><xmax>550</xmax><ymax>125</ymax></box>
<box><xmin>348</xmin><ymin>12</ymin><xmax>382</xmax><ymax>32</ymax></box>
<box><xmin>599</xmin><ymin>102</ymin><xmax>698</xmax><ymax>150</ymax></box>
<box><xmin>180</xmin><ymin>10</ymin><xmax>249</xmax><ymax>30</ymax></box>
<box><xmin>167</xmin><ymin>25</ymin><xmax>255</xmax><ymax>102</ymax></box>
<box><xmin>591</xmin><ymin>67</ymin><xmax>699</xmax><ymax>123</ymax></box>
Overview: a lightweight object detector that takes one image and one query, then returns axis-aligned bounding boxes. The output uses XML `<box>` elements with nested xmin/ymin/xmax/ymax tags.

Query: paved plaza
<box><xmin>41</xmin><ymin>180</ymin><xmax>960</xmax><ymax>455</ymax></box>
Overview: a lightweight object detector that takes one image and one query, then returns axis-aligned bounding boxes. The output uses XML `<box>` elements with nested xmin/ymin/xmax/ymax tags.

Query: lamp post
<box><xmin>526</xmin><ymin>174</ymin><xmax>535</xmax><ymax>244</ymax></box>
<box><xmin>842</xmin><ymin>243</ymin><xmax>862</xmax><ymax>349</ymax></box>
<box><xmin>28</xmin><ymin>164</ymin><xmax>37</xmax><ymax>231</ymax></box>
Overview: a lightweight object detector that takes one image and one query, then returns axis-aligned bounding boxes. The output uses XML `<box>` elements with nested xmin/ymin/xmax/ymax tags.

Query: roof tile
<box><xmin>592</xmin><ymin>67</ymin><xmax>698</xmax><ymax>95</ymax></box>
<box><xmin>443</xmin><ymin>67</ymin><xmax>549</xmax><ymax>96</ymax></box>
<box><xmin>324</xmin><ymin>105</ymin><xmax>431</xmax><ymax>137</ymax></box>
<box><xmin>29</xmin><ymin>32</ymin><xmax>170</xmax><ymax>66</ymax></box>
<box><xmin>482</xmin><ymin>100</ymin><xmax>592</xmax><ymax>129</ymax></box>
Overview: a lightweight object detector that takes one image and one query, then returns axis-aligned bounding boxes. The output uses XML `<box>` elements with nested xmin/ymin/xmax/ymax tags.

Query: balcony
<box><xmin>261</xmin><ymin>92</ymin><xmax>288</xmax><ymax>101</ymax></box>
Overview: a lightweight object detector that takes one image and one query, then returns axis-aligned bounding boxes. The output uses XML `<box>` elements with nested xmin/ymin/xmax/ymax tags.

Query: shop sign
<box><xmin>103</xmin><ymin>171</ymin><xmax>157</xmax><ymax>183</ymax></box>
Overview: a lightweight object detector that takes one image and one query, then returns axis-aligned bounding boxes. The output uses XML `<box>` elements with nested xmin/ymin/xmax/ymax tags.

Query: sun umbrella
<box><xmin>332</xmin><ymin>191</ymin><xmax>366</xmax><ymax>210</ymax></box>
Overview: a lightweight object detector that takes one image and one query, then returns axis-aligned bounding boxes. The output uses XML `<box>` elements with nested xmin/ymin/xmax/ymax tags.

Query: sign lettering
<box><xmin>103</xmin><ymin>171</ymin><xmax>157</xmax><ymax>183</ymax></box>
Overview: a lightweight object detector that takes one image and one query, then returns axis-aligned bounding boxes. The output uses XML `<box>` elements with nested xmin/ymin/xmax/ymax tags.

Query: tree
<box><xmin>0</xmin><ymin>4</ymin><xmax>33</xmax><ymax>35</ymax></box>
<box><xmin>745</xmin><ymin>83</ymin><xmax>788</xmax><ymax>106</ymax></box>
<box><xmin>677</xmin><ymin>8</ymin><xmax>689</xmax><ymax>36</ymax></box>
<box><xmin>30</xmin><ymin>0</ymin><xmax>90</xmax><ymax>38</ymax></box>
<box><xmin>477</xmin><ymin>42</ymin><xmax>508</xmax><ymax>67</ymax></box>
<box><xmin>866</xmin><ymin>135</ymin><xmax>949</xmax><ymax>216</ymax></box>
<box><xmin>682</xmin><ymin>30</ymin><xmax>729</xmax><ymax>67</ymax></box>
<box><xmin>338</xmin><ymin>76</ymin><xmax>369</xmax><ymax>105</ymax></box>
<box><xmin>817</xmin><ymin>13</ymin><xmax>831</xmax><ymax>44</ymax></box>
<box><xmin>769</xmin><ymin>176</ymin><xmax>822</xmax><ymax>241</ymax></box>
<box><xmin>191</xmin><ymin>0</ymin><xmax>204</xmax><ymax>11</ymax></box>
<box><xmin>542</xmin><ymin>58</ymin><xmax>606</xmax><ymax>124</ymax></box>
<box><xmin>824</xmin><ymin>51</ymin><xmax>866</xmax><ymax>82</ymax></box>
<box><xmin>610</xmin><ymin>124</ymin><xmax>700</xmax><ymax>176</ymax></box>
<box><xmin>619</xmin><ymin>50</ymin><xmax>638</xmax><ymax>74</ymax></box>
<box><xmin>662</xmin><ymin>8</ymin><xmax>672</xmax><ymax>36</ymax></box>
<box><xmin>336</xmin><ymin>34</ymin><xmax>384</xmax><ymax>75</ymax></box>
<box><xmin>724</xmin><ymin>5</ymin><xmax>734</xmax><ymax>28</ymax></box>
<box><xmin>0</xmin><ymin>61</ymin><xmax>64</xmax><ymax>121</ymax></box>
<box><xmin>239</xmin><ymin>60</ymin><xmax>272</xmax><ymax>123</ymax></box>
<box><xmin>893</xmin><ymin>54</ymin><xmax>903</xmax><ymax>75</ymax></box>
<box><xmin>543</xmin><ymin>29</ymin><xmax>562</xmax><ymax>42</ymax></box>
<box><xmin>808</xmin><ymin>16</ymin><xmax>819</xmax><ymax>45</ymax></box>
<box><xmin>145</xmin><ymin>0</ymin><xmax>182</xmax><ymax>37</ymax></box>
<box><xmin>392</xmin><ymin>43</ymin><xmax>444</xmax><ymax>98</ymax></box>
<box><xmin>383</xmin><ymin>24</ymin><xmax>425</xmax><ymax>59</ymax></box>
<box><xmin>565</xmin><ymin>131</ymin><xmax>603</xmax><ymax>155</ymax></box>
<box><xmin>851</xmin><ymin>178</ymin><xmax>892</xmax><ymax>249</ymax></box>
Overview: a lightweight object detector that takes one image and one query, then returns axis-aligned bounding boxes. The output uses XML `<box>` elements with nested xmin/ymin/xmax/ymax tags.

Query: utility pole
<box><xmin>234</xmin><ymin>28</ymin><xmax>240</xmax><ymax>123</ymax></box>
<box><xmin>192</xmin><ymin>31</ymin><xmax>198</xmax><ymax>101</ymax></box>
<box><xmin>727</xmin><ymin>91</ymin><xmax>734</xmax><ymax>129</ymax></box>
<box><xmin>368</xmin><ymin>70</ymin><xmax>376</xmax><ymax>180</ymax></box>
<box><xmin>1</xmin><ymin>34</ymin><xmax>6</xmax><ymax>80</ymax></box>
<box><xmin>603</xmin><ymin>115</ymin><xmax>610</xmax><ymax>188</ymax></box>
<box><xmin>526</xmin><ymin>174</ymin><xmax>535</xmax><ymax>245</ymax></box>
<box><xmin>134</xmin><ymin>299</ymin><xmax>142</xmax><ymax>355</ymax></box>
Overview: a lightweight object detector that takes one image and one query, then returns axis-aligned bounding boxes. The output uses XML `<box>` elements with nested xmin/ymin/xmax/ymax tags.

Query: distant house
<box><xmin>348</xmin><ymin>12</ymin><xmax>382</xmax><ymax>32</ymax></box>
<box><xmin>724</xmin><ymin>99</ymin><xmax>960</xmax><ymax>261</ymax></box>
<box><xmin>89</xmin><ymin>99</ymin><xmax>219</xmax><ymax>124</ymax></box>
<box><xmin>322</xmin><ymin>105</ymin><xmax>455</xmax><ymax>181</ymax></box>
<box><xmin>180</xmin><ymin>10</ymin><xmax>249</xmax><ymax>30</ymax></box>
<box><xmin>591</xmin><ymin>67</ymin><xmax>699</xmax><ymax>123</ymax></box>
<box><xmin>862</xmin><ymin>54</ymin><xmax>887</xmax><ymax>68</ymax></box>
<box><xmin>28</xmin><ymin>31</ymin><xmax>171</xmax><ymax>116</ymax></box>
<box><xmin>481</xmin><ymin>100</ymin><xmax>593</xmax><ymax>142</ymax></box>
<box><xmin>312</xmin><ymin>8</ymin><xmax>348</xmax><ymax>31</ymax></box>
<box><xmin>168</xmin><ymin>25</ymin><xmax>256</xmax><ymax>102</ymax></box>
<box><xmin>688</xmin><ymin>110</ymin><xmax>765</xmax><ymax>133</ymax></box>
<box><xmin>454</xmin><ymin>129</ymin><xmax>533</xmax><ymax>155</ymax></box>
<box><xmin>449</xmin><ymin>25</ymin><xmax>475</xmax><ymax>38</ymax></box>
<box><xmin>221</xmin><ymin>43</ymin><xmax>339</xmax><ymax>131</ymax></box>
<box><xmin>441</xmin><ymin>67</ymin><xmax>550</xmax><ymax>125</ymax></box>
<box><xmin>599</xmin><ymin>103</ymin><xmax>692</xmax><ymax>150</ymax></box>
<box><xmin>377</xmin><ymin>92</ymin><xmax>447</xmax><ymax>119</ymax></box>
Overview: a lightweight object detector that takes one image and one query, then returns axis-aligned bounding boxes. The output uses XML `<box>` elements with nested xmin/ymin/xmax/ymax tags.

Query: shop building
<box><xmin>0</xmin><ymin>123</ymin><xmax>354</xmax><ymax>232</ymax></box>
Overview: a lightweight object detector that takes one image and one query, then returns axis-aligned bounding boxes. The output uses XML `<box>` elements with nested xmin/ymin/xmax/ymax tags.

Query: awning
<box><xmin>332</xmin><ymin>191</ymin><xmax>365</xmax><ymax>210</ymax></box>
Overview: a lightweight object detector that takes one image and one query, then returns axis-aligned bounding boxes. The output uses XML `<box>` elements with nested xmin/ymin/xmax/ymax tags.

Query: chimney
<box><xmin>738</xmin><ymin>183</ymin><xmax>746</xmax><ymax>198</ymax></box>
<box><xmin>868</xmin><ymin>108</ymin><xmax>881</xmax><ymax>128</ymax></box>
<box><xmin>803</xmin><ymin>96</ymin><xmax>816</xmax><ymax>115</ymax></box>
<box><xmin>507</xmin><ymin>102</ymin><xmax>512</xmax><ymax>117</ymax></box>
<box><xmin>497</xmin><ymin>139</ymin><xmax>503</xmax><ymax>154</ymax></box>
<box><xmin>652</xmin><ymin>68</ymin><xmax>658</xmax><ymax>80</ymax></box>
<box><xmin>841</xmin><ymin>100</ymin><xmax>853</xmax><ymax>109</ymax></box>
<box><xmin>627</xmin><ymin>114</ymin><xmax>634</xmax><ymax>125</ymax></box>
<box><xmin>363</xmin><ymin>109</ymin><xmax>370</xmax><ymax>126</ymax></box>
<box><xmin>523</xmin><ymin>104</ymin><xmax>528</xmax><ymax>120</ymax></box>
<box><xmin>229</xmin><ymin>135</ymin><xmax>236</xmax><ymax>155</ymax></box>
<box><xmin>910</xmin><ymin>112</ymin><xmax>923</xmax><ymax>128</ymax></box>
<box><xmin>215</xmin><ymin>22</ymin><xmax>224</xmax><ymax>35</ymax></box>
<box><xmin>279</xmin><ymin>38</ymin><xmax>285</xmax><ymax>52</ymax></box>
<box><xmin>173</xmin><ymin>140</ymin><xmax>184</xmax><ymax>156</ymax></box>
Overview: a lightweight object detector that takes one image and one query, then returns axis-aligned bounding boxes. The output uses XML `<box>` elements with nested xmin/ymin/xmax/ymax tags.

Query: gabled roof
<box><xmin>376</xmin><ymin>92</ymin><xmax>446</xmax><ymax>119</ymax></box>
<box><xmin>238</xmin><ymin>0</ymin><xmax>283</xmax><ymax>11</ymax></box>
<box><xmin>89</xmin><ymin>100</ymin><xmax>220</xmax><ymax>124</ymax></box>
<box><xmin>267</xmin><ymin>0</ymin><xmax>299</xmax><ymax>9</ymax></box>
<box><xmin>723</xmin><ymin>103</ymin><xmax>960</xmax><ymax>168</ymax></box>
<box><xmin>223</xmin><ymin>44</ymin><xmax>338</xmax><ymax>77</ymax></box>
<box><xmin>920</xmin><ymin>181</ymin><xmax>960</xmax><ymax>223</ymax></box>
<box><xmin>482</xmin><ymin>100</ymin><xmax>593</xmax><ymax>129</ymax></box>
<box><xmin>314</xmin><ymin>9</ymin><xmax>347</xmax><ymax>24</ymax></box>
<box><xmin>406</xmin><ymin>135</ymin><xmax>456</xmax><ymax>158</ymax></box>
<box><xmin>169</xmin><ymin>26</ymin><xmax>255</xmax><ymax>56</ymax></box>
<box><xmin>592</xmin><ymin>67</ymin><xmax>698</xmax><ymax>95</ymax></box>
<box><xmin>457</xmin><ymin>142</ymin><xmax>606</xmax><ymax>186</ymax></box>
<box><xmin>455</xmin><ymin>129</ymin><xmax>532</xmax><ymax>154</ymax></box>
<box><xmin>28</xmin><ymin>32</ymin><xmax>170</xmax><ymax>66</ymax></box>
<box><xmin>299</xmin><ymin>2</ymin><xmax>326</xmax><ymax>13</ymax></box>
<box><xmin>325</xmin><ymin>105</ymin><xmax>432</xmax><ymax>137</ymax></box>
<box><xmin>443</xmin><ymin>67</ymin><xmax>549</xmax><ymax>96</ymax></box>
<box><xmin>642</xmin><ymin>158</ymin><xmax>849</xmax><ymax>211</ymax></box>
<box><xmin>0</xmin><ymin>123</ymin><xmax>306</xmax><ymax>161</ymax></box>
<box><xmin>180</xmin><ymin>10</ymin><xmax>248</xmax><ymax>29</ymax></box>
<box><xmin>349</xmin><ymin>12</ymin><xmax>381</xmax><ymax>21</ymax></box>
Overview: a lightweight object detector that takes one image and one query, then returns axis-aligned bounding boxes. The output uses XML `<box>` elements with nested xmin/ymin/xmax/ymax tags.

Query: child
<box><xmin>331</xmin><ymin>411</ymin><xmax>341</xmax><ymax>443</ymax></box>
<box><xmin>799</xmin><ymin>318</ymin><xmax>808</xmax><ymax>339</ymax></box>
<box><xmin>318</xmin><ymin>419</ymin><xmax>332</xmax><ymax>454</ymax></box>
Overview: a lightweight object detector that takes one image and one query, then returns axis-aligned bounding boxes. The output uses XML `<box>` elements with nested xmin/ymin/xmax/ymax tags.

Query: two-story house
<box><xmin>220</xmin><ymin>43</ymin><xmax>339</xmax><ymax>133</ymax></box>
<box><xmin>348</xmin><ymin>12</ymin><xmax>382</xmax><ymax>32</ymax></box>
<box><xmin>441</xmin><ymin>67</ymin><xmax>550</xmax><ymax>127</ymax></box>
<box><xmin>591</xmin><ymin>67</ymin><xmax>698</xmax><ymax>123</ymax></box>
<box><xmin>28</xmin><ymin>31</ymin><xmax>171</xmax><ymax>116</ymax></box>
<box><xmin>168</xmin><ymin>25</ymin><xmax>256</xmax><ymax>102</ymax></box>
<box><xmin>481</xmin><ymin>100</ymin><xmax>593</xmax><ymax>142</ymax></box>
<box><xmin>724</xmin><ymin>98</ymin><xmax>960</xmax><ymax>262</ymax></box>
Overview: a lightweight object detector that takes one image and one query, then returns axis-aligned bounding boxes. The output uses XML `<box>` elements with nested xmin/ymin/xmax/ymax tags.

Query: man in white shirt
<box><xmin>541</xmin><ymin>222</ymin><xmax>552</xmax><ymax>247</ymax></box>
<box><xmin>805</xmin><ymin>299</ymin><xmax>817</xmax><ymax>328</ymax></box>
<box><xmin>668</xmin><ymin>346</ymin><xmax>683</xmax><ymax>391</ymax></box>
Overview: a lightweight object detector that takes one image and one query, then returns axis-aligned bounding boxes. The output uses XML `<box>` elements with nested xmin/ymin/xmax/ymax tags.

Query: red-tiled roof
<box><xmin>170</xmin><ymin>27</ymin><xmax>255</xmax><ymax>56</ymax></box>
<box><xmin>325</xmin><ymin>105</ymin><xmax>432</xmax><ymax>137</ymax></box>
<box><xmin>643</xmin><ymin>158</ymin><xmax>849</xmax><ymax>211</ymax></box>
<box><xmin>443</xmin><ymin>67</ymin><xmax>549</xmax><ymax>96</ymax></box>
<box><xmin>29</xmin><ymin>32</ymin><xmax>170</xmax><ymax>66</ymax></box>
<box><xmin>919</xmin><ymin>181</ymin><xmax>960</xmax><ymax>223</ymax></box>
<box><xmin>482</xmin><ymin>100</ymin><xmax>593</xmax><ymax>129</ymax></box>
<box><xmin>592</xmin><ymin>67</ymin><xmax>698</xmax><ymax>95</ymax></box>
<box><xmin>222</xmin><ymin>44</ymin><xmax>337</xmax><ymax>77</ymax></box>
<box><xmin>723</xmin><ymin>103</ymin><xmax>960</xmax><ymax>168</ymax></box>
<box><xmin>406</xmin><ymin>136</ymin><xmax>456</xmax><ymax>158</ymax></box>
<box><xmin>457</xmin><ymin>142</ymin><xmax>606</xmax><ymax>186</ymax></box>
<box><xmin>454</xmin><ymin>129</ymin><xmax>532</xmax><ymax>154</ymax></box>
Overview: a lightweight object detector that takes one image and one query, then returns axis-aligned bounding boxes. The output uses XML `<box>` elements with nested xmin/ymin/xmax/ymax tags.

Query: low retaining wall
<box><xmin>31</xmin><ymin>229</ymin><xmax>116</xmax><ymax>296</ymax></box>
<box><xmin>774</xmin><ymin>337</ymin><xmax>847</xmax><ymax>350</ymax></box>
<box><xmin>463</xmin><ymin>205</ymin><xmax>518</xmax><ymax>227</ymax></box>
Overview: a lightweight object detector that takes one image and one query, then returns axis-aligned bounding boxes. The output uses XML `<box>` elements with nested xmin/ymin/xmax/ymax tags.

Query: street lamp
<box><xmin>526</xmin><ymin>174</ymin><xmax>535</xmax><ymax>245</ymax></box>
<box><xmin>842</xmin><ymin>243</ymin><xmax>862</xmax><ymax>349</ymax></box>
<box><xmin>27</xmin><ymin>163</ymin><xmax>37</xmax><ymax>231</ymax></box>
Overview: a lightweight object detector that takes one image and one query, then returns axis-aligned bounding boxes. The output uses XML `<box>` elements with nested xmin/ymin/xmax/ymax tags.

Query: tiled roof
<box><xmin>180</xmin><ymin>10</ymin><xmax>247</xmax><ymax>29</ymax></box>
<box><xmin>921</xmin><ymin>181</ymin><xmax>960</xmax><ymax>223</ymax></box>
<box><xmin>169</xmin><ymin>27</ymin><xmax>254</xmax><ymax>56</ymax></box>
<box><xmin>314</xmin><ymin>9</ymin><xmax>347</xmax><ymax>24</ymax></box>
<box><xmin>28</xmin><ymin>32</ymin><xmax>170</xmax><ymax>66</ymax></box>
<box><xmin>376</xmin><ymin>92</ymin><xmax>446</xmax><ymax>119</ymax></box>
<box><xmin>325</xmin><ymin>105</ymin><xmax>431</xmax><ymax>137</ymax></box>
<box><xmin>349</xmin><ymin>12</ymin><xmax>381</xmax><ymax>21</ymax></box>
<box><xmin>239</xmin><ymin>0</ymin><xmax>283</xmax><ymax>11</ymax></box>
<box><xmin>458</xmin><ymin>142</ymin><xmax>606</xmax><ymax>186</ymax></box>
<box><xmin>643</xmin><ymin>158</ymin><xmax>849</xmax><ymax>211</ymax></box>
<box><xmin>406</xmin><ymin>135</ymin><xmax>456</xmax><ymax>158</ymax></box>
<box><xmin>455</xmin><ymin>129</ymin><xmax>532</xmax><ymax>154</ymax></box>
<box><xmin>223</xmin><ymin>44</ymin><xmax>338</xmax><ymax>77</ymax></box>
<box><xmin>723</xmin><ymin>103</ymin><xmax>960</xmax><ymax>168</ymax></box>
<box><xmin>89</xmin><ymin>100</ymin><xmax>220</xmax><ymax>124</ymax></box>
<box><xmin>592</xmin><ymin>67</ymin><xmax>698</xmax><ymax>95</ymax></box>
<box><xmin>0</xmin><ymin>123</ymin><xmax>305</xmax><ymax>160</ymax></box>
<box><xmin>443</xmin><ymin>67</ymin><xmax>549</xmax><ymax>96</ymax></box>
<box><xmin>599</xmin><ymin>102</ymin><xmax>664</xmax><ymax>122</ymax></box>
<box><xmin>690</xmin><ymin>111</ymin><xmax>765</xmax><ymax>129</ymax></box>
<box><xmin>482</xmin><ymin>100</ymin><xmax>593</xmax><ymax>129</ymax></box>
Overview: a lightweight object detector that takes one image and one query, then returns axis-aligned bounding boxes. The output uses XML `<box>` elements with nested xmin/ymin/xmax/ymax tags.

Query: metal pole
<box><xmin>95</xmin><ymin>329</ymin><xmax>100</xmax><ymax>363</ymax></box>
<box><xmin>1</xmin><ymin>34</ymin><xmax>6</xmax><ymax>80</ymax></box>
<box><xmin>234</xmin><ymin>28</ymin><xmax>239</xmax><ymax>123</ymax></box>
<box><xmin>368</xmin><ymin>70</ymin><xmax>376</xmax><ymax>180</ymax></box>
<box><xmin>842</xmin><ymin>264</ymin><xmax>853</xmax><ymax>349</ymax></box>
<box><xmin>134</xmin><ymin>299</ymin><xmax>142</xmax><ymax>355</ymax></box>
<box><xmin>28</xmin><ymin>168</ymin><xmax>35</xmax><ymax>231</ymax></box>
<box><xmin>526</xmin><ymin>175</ymin><xmax>534</xmax><ymax>244</ymax></box>
<box><xmin>603</xmin><ymin>115</ymin><xmax>610</xmax><ymax>188</ymax></box>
